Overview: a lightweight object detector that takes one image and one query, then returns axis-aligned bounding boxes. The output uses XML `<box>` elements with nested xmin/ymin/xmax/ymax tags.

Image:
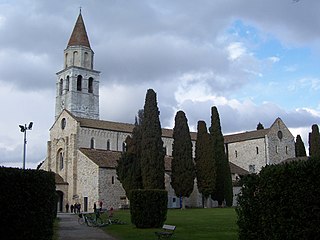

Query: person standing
<box><xmin>70</xmin><ymin>204</ymin><xmax>74</xmax><ymax>213</ymax></box>
<box><xmin>93</xmin><ymin>202</ymin><xmax>97</xmax><ymax>213</ymax></box>
<box><xmin>65</xmin><ymin>203</ymin><xmax>69</xmax><ymax>213</ymax></box>
<box><xmin>99</xmin><ymin>201</ymin><xmax>103</xmax><ymax>211</ymax></box>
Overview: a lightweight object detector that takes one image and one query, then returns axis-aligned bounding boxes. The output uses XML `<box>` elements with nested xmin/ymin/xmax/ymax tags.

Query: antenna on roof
<box><xmin>79</xmin><ymin>6</ymin><xmax>82</xmax><ymax>14</ymax></box>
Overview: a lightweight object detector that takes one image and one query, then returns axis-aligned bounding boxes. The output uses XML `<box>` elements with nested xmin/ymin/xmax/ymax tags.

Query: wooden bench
<box><xmin>155</xmin><ymin>224</ymin><xmax>176</xmax><ymax>239</ymax></box>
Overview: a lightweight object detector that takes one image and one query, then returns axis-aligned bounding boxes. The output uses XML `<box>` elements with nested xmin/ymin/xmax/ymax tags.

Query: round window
<box><xmin>277</xmin><ymin>130</ymin><xmax>283</xmax><ymax>140</ymax></box>
<box><xmin>61</xmin><ymin>118</ymin><xmax>66</xmax><ymax>129</ymax></box>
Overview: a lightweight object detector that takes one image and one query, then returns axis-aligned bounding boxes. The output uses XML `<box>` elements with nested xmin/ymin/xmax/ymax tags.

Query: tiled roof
<box><xmin>79</xmin><ymin>148</ymin><xmax>172</xmax><ymax>172</ymax></box>
<box><xmin>79</xmin><ymin>148</ymin><xmax>121</xmax><ymax>168</ymax></box>
<box><xmin>55</xmin><ymin>173</ymin><xmax>68</xmax><ymax>185</ymax></box>
<box><xmin>281</xmin><ymin>156</ymin><xmax>309</xmax><ymax>163</ymax></box>
<box><xmin>73</xmin><ymin>113</ymin><xmax>269</xmax><ymax>143</ymax></box>
<box><xmin>75</xmin><ymin>116</ymin><xmax>188</xmax><ymax>139</ymax></box>
<box><xmin>79</xmin><ymin>148</ymin><xmax>246</xmax><ymax>176</ymax></box>
<box><xmin>67</xmin><ymin>13</ymin><xmax>91</xmax><ymax>48</ymax></box>
<box><xmin>224</xmin><ymin>129</ymin><xmax>269</xmax><ymax>144</ymax></box>
<box><xmin>229</xmin><ymin>162</ymin><xmax>249</xmax><ymax>175</ymax></box>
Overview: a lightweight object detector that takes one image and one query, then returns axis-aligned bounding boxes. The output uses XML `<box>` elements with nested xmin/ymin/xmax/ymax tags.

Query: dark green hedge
<box><xmin>237</xmin><ymin>158</ymin><xmax>320</xmax><ymax>240</ymax></box>
<box><xmin>130</xmin><ymin>189</ymin><xmax>168</xmax><ymax>228</ymax></box>
<box><xmin>0</xmin><ymin>167</ymin><xmax>56</xmax><ymax>240</ymax></box>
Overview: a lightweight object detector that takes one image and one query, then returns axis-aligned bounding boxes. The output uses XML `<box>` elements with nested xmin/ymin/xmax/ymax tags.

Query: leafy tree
<box><xmin>194</xmin><ymin>120</ymin><xmax>216</xmax><ymax>207</ymax></box>
<box><xmin>171</xmin><ymin>110</ymin><xmax>195</xmax><ymax>208</ymax></box>
<box><xmin>295</xmin><ymin>134</ymin><xmax>306</xmax><ymax>157</ymax></box>
<box><xmin>116</xmin><ymin>111</ymin><xmax>144</xmax><ymax>199</ymax></box>
<box><xmin>209</xmin><ymin>106</ymin><xmax>233</xmax><ymax>207</ymax></box>
<box><xmin>140</xmin><ymin>89</ymin><xmax>165</xmax><ymax>189</ymax></box>
<box><xmin>257</xmin><ymin>122</ymin><xmax>264</xmax><ymax>130</ymax></box>
<box><xmin>309</xmin><ymin>124</ymin><xmax>320</xmax><ymax>159</ymax></box>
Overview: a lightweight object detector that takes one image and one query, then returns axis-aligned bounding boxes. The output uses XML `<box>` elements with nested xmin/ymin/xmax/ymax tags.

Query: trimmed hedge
<box><xmin>130</xmin><ymin>189</ymin><xmax>168</xmax><ymax>228</ymax></box>
<box><xmin>237</xmin><ymin>158</ymin><xmax>320</xmax><ymax>240</ymax></box>
<box><xmin>0</xmin><ymin>167</ymin><xmax>56</xmax><ymax>240</ymax></box>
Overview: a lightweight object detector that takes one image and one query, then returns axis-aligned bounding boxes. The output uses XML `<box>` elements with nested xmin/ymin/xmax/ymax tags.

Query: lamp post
<box><xmin>19</xmin><ymin>122</ymin><xmax>33</xmax><ymax>169</ymax></box>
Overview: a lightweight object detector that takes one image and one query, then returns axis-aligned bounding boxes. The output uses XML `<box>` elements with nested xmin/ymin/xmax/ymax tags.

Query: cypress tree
<box><xmin>171</xmin><ymin>110</ymin><xmax>195</xmax><ymax>208</ymax></box>
<box><xmin>209</xmin><ymin>106</ymin><xmax>233</xmax><ymax>207</ymax></box>
<box><xmin>309</xmin><ymin>124</ymin><xmax>320</xmax><ymax>159</ymax></box>
<box><xmin>194</xmin><ymin>120</ymin><xmax>216</xmax><ymax>207</ymax></box>
<box><xmin>257</xmin><ymin>122</ymin><xmax>264</xmax><ymax>130</ymax></box>
<box><xmin>116</xmin><ymin>111</ymin><xmax>143</xmax><ymax>199</ymax></box>
<box><xmin>140</xmin><ymin>89</ymin><xmax>165</xmax><ymax>189</ymax></box>
<box><xmin>295</xmin><ymin>134</ymin><xmax>306</xmax><ymax>157</ymax></box>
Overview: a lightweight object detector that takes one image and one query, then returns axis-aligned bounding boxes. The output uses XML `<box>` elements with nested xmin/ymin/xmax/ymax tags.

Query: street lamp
<box><xmin>19</xmin><ymin>122</ymin><xmax>33</xmax><ymax>169</ymax></box>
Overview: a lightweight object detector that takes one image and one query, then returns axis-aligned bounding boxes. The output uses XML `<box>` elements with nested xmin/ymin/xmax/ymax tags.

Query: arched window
<box><xmin>90</xmin><ymin>138</ymin><xmax>95</xmax><ymax>149</ymax></box>
<box><xmin>256</xmin><ymin>147</ymin><xmax>259</xmax><ymax>154</ymax></box>
<box><xmin>163</xmin><ymin>146</ymin><xmax>167</xmax><ymax>155</ymax></box>
<box><xmin>77</xmin><ymin>75</ymin><xmax>82</xmax><ymax>91</ymax></box>
<box><xmin>88</xmin><ymin>77</ymin><xmax>93</xmax><ymax>93</ymax></box>
<box><xmin>122</xmin><ymin>142</ymin><xmax>126</xmax><ymax>152</ymax></box>
<box><xmin>73</xmin><ymin>51</ymin><xmax>78</xmax><ymax>66</ymax></box>
<box><xmin>112</xmin><ymin>176</ymin><xmax>115</xmax><ymax>184</ymax></box>
<box><xmin>66</xmin><ymin>76</ymin><xmax>70</xmax><ymax>91</ymax></box>
<box><xmin>65</xmin><ymin>53</ymin><xmax>68</xmax><ymax>68</ymax></box>
<box><xmin>107</xmin><ymin>140</ymin><xmax>110</xmax><ymax>150</ymax></box>
<box><xmin>59</xmin><ymin>79</ymin><xmax>63</xmax><ymax>95</ymax></box>
<box><xmin>58</xmin><ymin>150</ymin><xmax>64</xmax><ymax>170</ymax></box>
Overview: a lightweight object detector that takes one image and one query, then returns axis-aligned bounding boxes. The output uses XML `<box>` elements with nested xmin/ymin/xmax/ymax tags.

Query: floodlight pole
<box><xmin>22</xmin><ymin>124</ymin><xmax>27</xmax><ymax>169</ymax></box>
<box><xmin>19</xmin><ymin>122</ymin><xmax>33</xmax><ymax>169</ymax></box>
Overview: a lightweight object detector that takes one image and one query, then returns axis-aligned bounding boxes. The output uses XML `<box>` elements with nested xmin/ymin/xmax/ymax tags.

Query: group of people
<box><xmin>65</xmin><ymin>201</ymin><xmax>105</xmax><ymax>214</ymax></box>
<box><xmin>65</xmin><ymin>202</ymin><xmax>81</xmax><ymax>213</ymax></box>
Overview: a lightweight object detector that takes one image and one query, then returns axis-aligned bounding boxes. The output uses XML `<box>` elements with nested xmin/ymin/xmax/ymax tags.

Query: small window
<box><xmin>90</xmin><ymin>138</ymin><xmax>95</xmax><ymax>149</ymax></box>
<box><xmin>286</xmin><ymin>146</ymin><xmax>288</xmax><ymax>154</ymax></box>
<box><xmin>249</xmin><ymin>164</ymin><xmax>255</xmax><ymax>174</ymax></box>
<box><xmin>61</xmin><ymin>118</ymin><xmax>66</xmax><ymax>129</ymax></box>
<box><xmin>122</xmin><ymin>142</ymin><xmax>126</xmax><ymax>152</ymax></box>
<box><xmin>77</xmin><ymin>75</ymin><xmax>82</xmax><ymax>91</ymax></box>
<box><xmin>256</xmin><ymin>147</ymin><xmax>259</xmax><ymax>154</ymax></box>
<box><xmin>235</xmin><ymin>150</ymin><xmax>238</xmax><ymax>158</ymax></box>
<box><xmin>59</xmin><ymin>151</ymin><xmax>64</xmax><ymax>170</ymax></box>
<box><xmin>112</xmin><ymin>176</ymin><xmax>115</xmax><ymax>184</ymax></box>
<box><xmin>173</xmin><ymin>197</ymin><xmax>176</xmax><ymax>203</ymax></box>
<box><xmin>163</xmin><ymin>146</ymin><xmax>167</xmax><ymax>155</ymax></box>
<box><xmin>277</xmin><ymin>131</ymin><xmax>283</xmax><ymax>140</ymax></box>
<box><xmin>88</xmin><ymin>77</ymin><xmax>93</xmax><ymax>93</ymax></box>
<box><xmin>59</xmin><ymin>79</ymin><xmax>63</xmax><ymax>95</ymax></box>
<box><xmin>107</xmin><ymin>140</ymin><xmax>110</xmax><ymax>150</ymax></box>
<box><xmin>66</xmin><ymin>76</ymin><xmax>70</xmax><ymax>91</ymax></box>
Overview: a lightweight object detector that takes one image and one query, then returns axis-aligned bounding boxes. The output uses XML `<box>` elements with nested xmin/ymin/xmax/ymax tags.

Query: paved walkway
<box><xmin>58</xmin><ymin>213</ymin><xmax>118</xmax><ymax>240</ymax></box>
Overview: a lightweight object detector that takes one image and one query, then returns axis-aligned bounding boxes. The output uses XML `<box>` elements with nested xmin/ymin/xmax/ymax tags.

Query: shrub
<box><xmin>0</xmin><ymin>167</ymin><xmax>56</xmax><ymax>240</ymax></box>
<box><xmin>237</xmin><ymin>158</ymin><xmax>320</xmax><ymax>240</ymax></box>
<box><xmin>130</xmin><ymin>189</ymin><xmax>168</xmax><ymax>228</ymax></box>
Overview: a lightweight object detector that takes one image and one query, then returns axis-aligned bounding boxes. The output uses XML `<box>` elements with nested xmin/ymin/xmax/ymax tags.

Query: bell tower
<box><xmin>55</xmin><ymin>12</ymin><xmax>100</xmax><ymax>120</ymax></box>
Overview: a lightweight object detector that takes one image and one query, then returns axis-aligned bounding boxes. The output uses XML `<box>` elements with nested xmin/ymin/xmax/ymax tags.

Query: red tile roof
<box><xmin>67</xmin><ymin>13</ymin><xmax>91</xmax><ymax>48</ymax></box>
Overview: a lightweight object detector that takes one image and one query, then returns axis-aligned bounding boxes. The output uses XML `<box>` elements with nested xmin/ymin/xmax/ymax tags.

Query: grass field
<box><xmin>102</xmin><ymin>208</ymin><xmax>238</xmax><ymax>240</ymax></box>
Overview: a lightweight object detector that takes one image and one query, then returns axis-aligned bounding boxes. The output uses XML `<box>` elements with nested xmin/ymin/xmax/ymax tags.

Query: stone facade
<box><xmin>225</xmin><ymin>118</ymin><xmax>295</xmax><ymax>173</ymax></box>
<box><xmin>40</xmin><ymin>12</ymin><xmax>296</xmax><ymax>212</ymax></box>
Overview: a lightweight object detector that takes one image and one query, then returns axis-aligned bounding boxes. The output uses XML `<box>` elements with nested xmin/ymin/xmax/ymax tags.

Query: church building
<box><xmin>40</xmin><ymin>13</ymin><xmax>296</xmax><ymax>212</ymax></box>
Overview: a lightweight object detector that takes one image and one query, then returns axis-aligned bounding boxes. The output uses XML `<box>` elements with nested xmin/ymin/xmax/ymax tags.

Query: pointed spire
<box><xmin>67</xmin><ymin>12</ymin><xmax>91</xmax><ymax>48</ymax></box>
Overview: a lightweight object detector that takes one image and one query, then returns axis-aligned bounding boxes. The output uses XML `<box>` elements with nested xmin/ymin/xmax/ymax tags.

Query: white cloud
<box><xmin>227</xmin><ymin>42</ymin><xmax>246</xmax><ymax>61</ymax></box>
<box><xmin>268</xmin><ymin>56</ymin><xmax>280</xmax><ymax>63</ymax></box>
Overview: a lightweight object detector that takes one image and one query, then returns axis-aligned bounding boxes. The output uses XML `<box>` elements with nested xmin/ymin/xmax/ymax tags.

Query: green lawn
<box><xmin>102</xmin><ymin>208</ymin><xmax>238</xmax><ymax>240</ymax></box>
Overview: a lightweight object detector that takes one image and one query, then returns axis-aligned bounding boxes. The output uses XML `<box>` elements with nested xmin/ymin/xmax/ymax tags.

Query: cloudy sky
<box><xmin>1</xmin><ymin>0</ymin><xmax>319</xmax><ymax>169</ymax></box>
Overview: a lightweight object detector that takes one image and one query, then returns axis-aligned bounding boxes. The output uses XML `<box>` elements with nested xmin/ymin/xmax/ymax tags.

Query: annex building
<box><xmin>40</xmin><ymin>13</ymin><xmax>296</xmax><ymax>212</ymax></box>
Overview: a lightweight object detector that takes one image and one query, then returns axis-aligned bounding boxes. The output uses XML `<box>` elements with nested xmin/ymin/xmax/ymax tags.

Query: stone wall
<box><xmin>98</xmin><ymin>168</ymin><xmax>126</xmax><ymax>210</ymax></box>
<box><xmin>227</xmin><ymin>138</ymin><xmax>267</xmax><ymax>173</ymax></box>
<box><xmin>77</xmin><ymin>151</ymin><xmax>99</xmax><ymax>212</ymax></box>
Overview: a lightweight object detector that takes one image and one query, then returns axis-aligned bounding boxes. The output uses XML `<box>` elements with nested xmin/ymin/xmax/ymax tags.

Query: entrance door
<box><xmin>56</xmin><ymin>191</ymin><xmax>63</xmax><ymax>212</ymax></box>
<box><xmin>84</xmin><ymin>197</ymin><xmax>88</xmax><ymax>212</ymax></box>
